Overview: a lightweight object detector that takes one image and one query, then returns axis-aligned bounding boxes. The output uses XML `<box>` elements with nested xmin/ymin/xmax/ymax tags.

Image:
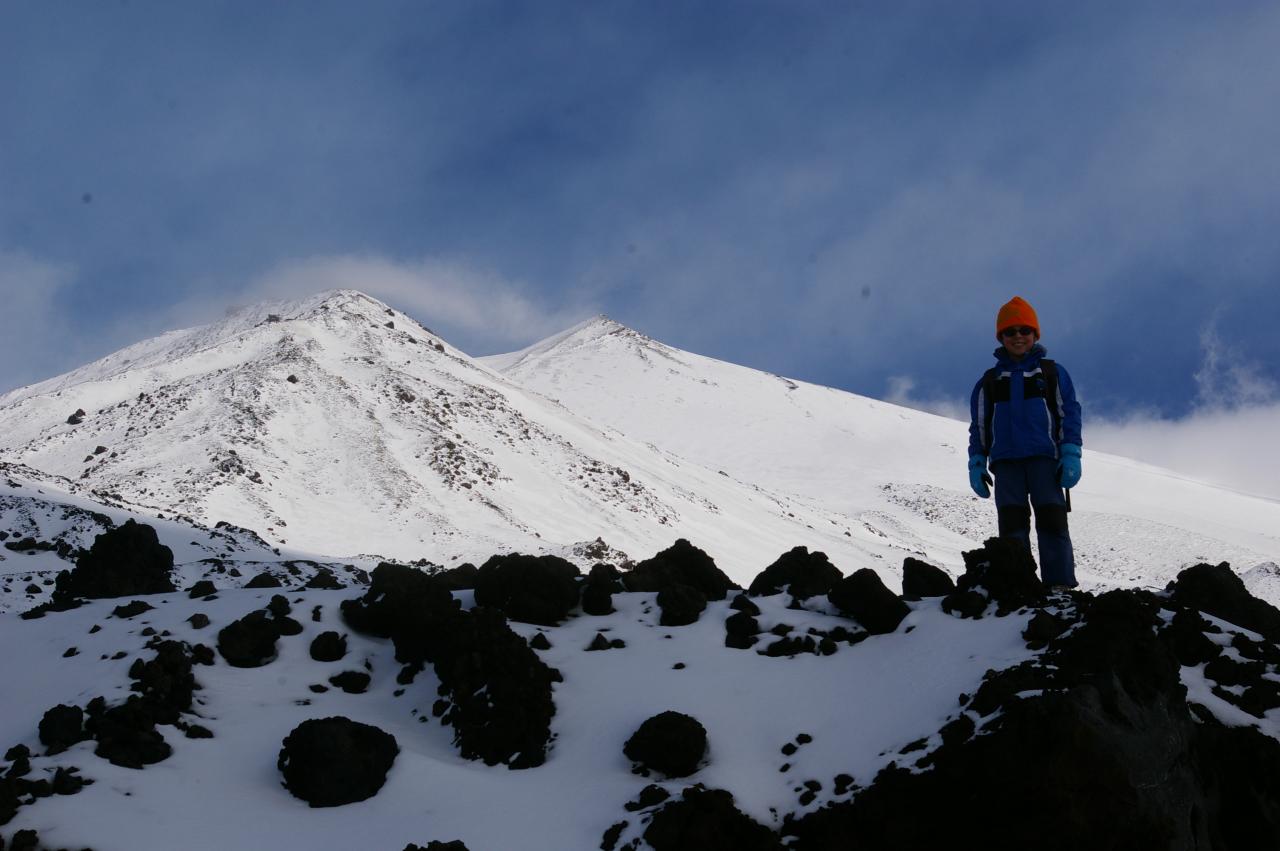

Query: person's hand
<box><xmin>969</xmin><ymin>455</ymin><xmax>992</xmax><ymax>498</ymax></box>
<box><xmin>1058</xmin><ymin>444</ymin><xmax>1082</xmax><ymax>489</ymax></box>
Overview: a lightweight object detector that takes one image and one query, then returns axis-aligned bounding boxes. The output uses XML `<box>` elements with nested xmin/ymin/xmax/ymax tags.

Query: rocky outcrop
<box><xmin>748</xmin><ymin>547</ymin><xmax>843</xmax><ymax>600</ymax></box>
<box><xmin>622</xmin><ymin>539</ymin><xmax>738</xmax><ymax>600</ymax></box>
<box><xmin>473</xmin><ymin>553</ymin><xmax>581</xmax><ymax>626</ymax></box>
<box><xmin>52</xmin><ymin>520</ymin><xmax>175</xmax><ymax>603</ymax></box>
<box><xmin>827</xmin><ymin>569</ymin><xmax>909</xmax><ymax>635</ymax></box>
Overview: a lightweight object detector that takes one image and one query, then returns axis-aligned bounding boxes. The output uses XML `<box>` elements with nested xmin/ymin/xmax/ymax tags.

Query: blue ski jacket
<box><xmin>968</xmin><ymin>344</ymin><xmax>1082</xmax><ymax>462</ymax></box>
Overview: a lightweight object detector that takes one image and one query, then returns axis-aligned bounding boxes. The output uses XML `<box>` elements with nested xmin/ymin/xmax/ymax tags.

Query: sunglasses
<box><xmin>1001</xmin><ymin>326</ymin><xmax>1036</xmax><ymax>338</ymax></box>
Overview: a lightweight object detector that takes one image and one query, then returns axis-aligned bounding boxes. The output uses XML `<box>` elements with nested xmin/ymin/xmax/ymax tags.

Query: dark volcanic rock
<box><xmin>217</xmin><ymin>610</ymin><xmax>282</xmax><ymax>667</ymax></box>
<box><xmin>38</xmin><ymin>705</ymin><xmax>86</xmax><ymax>754</ymax></box>
<box><xmin>86</xmin><ymin>639</ymin><xmax>201</xmax><ymax>769</ymax></box>
<box><xmin>784</xmin><ymin>588</ymin><xmax>1280</xmax><ymax>851</ymax></box>
<box><xmin>328</xmin><ymin>671</ymin><xmax>371</xmax><ymax>694</ymax></box>
<box><xmin>305</xmin><ymin>567</ymin><xmax>345</xmax><ymax>590</ymax></box>
<box><xmin>900</xmin><ymin>557</ymin><xmax>956</xmax><ymax>600</ymax></box>
<box><xmin>53</xmin><ymin>520</ymin><xmax>175</xmax><ymax>603</ymax></box>
<box><xmin>748</xmin><ymin>546</ymin><xmax>843</xmax><ymax>600</ymax></box>
<box><xmin>111</xmin><ymin>600</ymin><xmax>155</xmax><ymax>619</ymax></box>
<box><xmin>941</xmin><ymin>537</ymin><xmax>1045</xmax><ymax>618</ymax></box>
<box><xmin>245</xmin><ymin>571</ymin><xmax>282</xmax><ymax>589</ymax></box>
<box><xmin>582</xmin><ymin>563</ymin><xmax>623</xmax><ymax>616</ymax></box>
<box><xmin>402</xmin><ymin>842</ymin><xmax>471</xmax><ymax>851</ymax></box>
<box><xmin>1169</xmin><ymin>562</ymin><xmax>1280</xmax><ymax>643</ymax></box>
<box><xmin>623</xmin><ymin>539</ymin><xmax>738</xmax><ymax>600</ymax></box>
<box><xmin>624</xmin><ymin>711</ymin><xmax>708</xmax><ymax>778</ymax></box>
<box><xmin>309</xmin><ymin>631</ymin><xmax>348</xmax><ymax>662</ymax></box>
<box><xmin>342</xmin><ymin>565</ymin><xmax>560</xmax><ymax>768</ymax></box>
<box><xmin>429</xmin><ymin>607</ymin><xmax>561</xmax><ymax>769</ymax></box>
<box><xmin>473</xmin><ymin>553</ymin><xmax>581</xmax><ymax>626</ymax></box>
<box><xmin>278</xmin><ymin>717</ymin><xmax>398</xmax><ymax>807</ymax></box>
<box><xmin>827</xmin><ymin>569</ymin><xmax>909</xmax><ymax>635</ymax></box>
<box><xmin>724</xmin><ymin>610</ymin><xmax>762</xmax><ymax>650</ymax></box>
<box><xmin>341</xmin><ymin>562</ymin><xmax>458</xmax><ymax>655</ymax></box>
<box><xmin>430</xmin><ymin>563</ymin><xmax>479</xmax><ymax>590</ymax></box>
<box><xmin>644</xmin><ymin>786</ymin><xmax>783</xmax><ymax>851</ymax></box>
<box><xmin>1161</xmin><ymin>609</ymin><xmax>1223</xmax><ymax>667</ymax></box>
<box><xmin>657</xmin><ymin>583</ymin><xmax>709</xmax><ymax>627</ymax></box>
<box><xmin>186</xmin><ymin>580</ymin><xmax>216</xmax><ymax>598</ymax></box>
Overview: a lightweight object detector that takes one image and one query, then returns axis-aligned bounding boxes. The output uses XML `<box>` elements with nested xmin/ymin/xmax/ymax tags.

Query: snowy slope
<box><xmin>0</xmin><ymin>291</ymin><xmax>929</xmax><ymax>590</ymax></box>
<box><xmin>484</xmin><ymin>317</ymin><xmax>1280</xmax><ymax>597</ymax></box>
<box><xmin>0</xmin><ymin>585</ymin><xmax>1038</xmax><ymax>850</ymax></box>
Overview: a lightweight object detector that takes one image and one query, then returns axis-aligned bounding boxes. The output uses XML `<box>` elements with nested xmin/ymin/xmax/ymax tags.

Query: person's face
<box><xmin>1000</xmin><ymin>325</ymin><xmax>1037</xmax><ymax>358</ymax></box>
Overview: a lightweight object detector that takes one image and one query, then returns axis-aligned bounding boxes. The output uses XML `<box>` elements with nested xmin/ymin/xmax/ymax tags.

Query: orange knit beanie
<box><xmin>995</xmin><ymin>296</ymin><xmax>1040</xmax><ymax>340</ymax></box>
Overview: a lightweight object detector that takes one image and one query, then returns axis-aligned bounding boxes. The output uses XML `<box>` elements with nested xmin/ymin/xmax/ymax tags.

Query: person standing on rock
<box><xmin>968</xmin><ymin>296</ymin><xmax>1082</xmax><ymax>589</ymax></box>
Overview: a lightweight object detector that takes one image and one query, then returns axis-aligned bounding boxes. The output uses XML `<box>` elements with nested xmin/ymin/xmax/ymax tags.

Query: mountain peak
<box><xmin>481</xmin><ymin>314</ymin><xmax>656</xmax><ymax>373</ymax></box>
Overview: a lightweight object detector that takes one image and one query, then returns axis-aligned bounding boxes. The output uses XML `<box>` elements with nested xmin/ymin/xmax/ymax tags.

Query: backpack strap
<box><xmin>1040</xmin><ymin>359</ymin><xmax>1064</xmax><ymax>446</ymax></box>
<box><xmin>980</xmin><ymin>366</ymin><xmax>998</xmax><ymax>454</ymax></box>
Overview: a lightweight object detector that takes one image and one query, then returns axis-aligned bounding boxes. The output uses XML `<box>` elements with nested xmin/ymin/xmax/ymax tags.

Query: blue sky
<box><xmin>2</xmin><ymin>1</ymin><xmax>1278</xmax><ymax>496</ymax></box>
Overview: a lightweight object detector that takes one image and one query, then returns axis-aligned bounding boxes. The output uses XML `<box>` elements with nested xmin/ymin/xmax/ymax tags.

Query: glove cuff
<box><xmin>1060</xmin><ymin>444</ymin><xmax>1082</xmax><ymax>458</ymax></box>
<box><xmin>968</xmin><ymin>454</ymin><xmax>988</xmax><ymax>471</ymax></box>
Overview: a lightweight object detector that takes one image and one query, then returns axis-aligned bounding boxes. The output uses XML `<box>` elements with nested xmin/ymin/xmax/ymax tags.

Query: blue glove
<box><xmin>968</xmin><ymin>455</ymin><xmax>992</xmax><ymax>498</ymax></box>
<box><xmin>1058</xmin><ymin>444</ymin><xmax>1082</xmax><ymax>489</ymax></box>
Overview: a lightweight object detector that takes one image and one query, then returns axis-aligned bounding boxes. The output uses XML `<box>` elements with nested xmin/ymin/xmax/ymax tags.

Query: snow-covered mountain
<box><xmin>0</xmin><ymin>291</ymin><xmax>884</xmax><ymax>587</ymax></box>
<box><xmin>2</xmin><ymin>290</ymin><xmax>1278</xmax><ymax>608</ymax></box>
<box><xmin>485</xmin><ymin>315</ymin><xmax>1280</xmax><ymax>596</ymax></box>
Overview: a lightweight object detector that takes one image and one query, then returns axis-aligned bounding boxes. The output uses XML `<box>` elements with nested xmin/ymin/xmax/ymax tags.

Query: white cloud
<box><xmin>885</xmin><ymin>375</ymin><xmax>969</xmax><ymax>422</ymax></box>
<box><xmin>1090</xmin><ymin>324</ymin><xmax>1280</xmax><ymax>500</ymax></box>
<box><xmin>0</xmin><ymin>250</ymin><xmax>78</xmax><ymax>394</ymax></box>
<box><xmin>1193</xmin><ymin>322</ymin><xmax>1278</xmax><ymax>410</ymax></box>
<box><xmin>1089</xmin><ymin>403</ymin><xmax>1280</xmax><ymax>501</ymax></box>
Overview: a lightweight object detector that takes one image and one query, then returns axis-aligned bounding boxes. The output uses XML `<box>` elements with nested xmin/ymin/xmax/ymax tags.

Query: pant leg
<box><xmin>1026</xmin><ymin>457</ymin><xmax>1077</xmax><ymax>587</ymax></box>
<box><xmin>991</xmin><ymin>460</ymin><xmax>1032</xmax><ymax>555</ymax></box>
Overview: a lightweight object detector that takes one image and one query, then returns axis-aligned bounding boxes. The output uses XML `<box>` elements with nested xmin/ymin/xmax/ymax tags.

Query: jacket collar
<box><xmin>993</xmin><ymin>342</ymin><xmax>1047</xmax><ymax>369</ymax></box>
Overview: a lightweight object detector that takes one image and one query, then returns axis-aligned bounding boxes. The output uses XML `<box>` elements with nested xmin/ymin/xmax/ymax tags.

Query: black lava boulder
<box><xmin>748</xmin><ymin>547</ymin><xmax>843</xmax><ymax>600</ymax></box>
<box><xmin>827</xmin><ymin>569</ymin><xmax>909</xmax><ymax>635</ymax></box>
<box><xmin>1169</xmin><ymin>562</ymin><xmax>1280</xmax><ymax>643</ymax></box>
<box><xmin>942</xmin><ymin>537</ymin><xmax>1045</xmax><ymax>618</ymax></box>
<box><xmin>278</xmin><ymin>717</ymin><xmax>399</xmax><ymax>807</ymax></box>
<box><xmin>473</xmin><ymin>553</ymin><xmax>581</xmax><ymax>626</ymax></box>
<box><xmin>624</xmin><ymin>711</ymin><xmax>708</xmax><ymax>778</ymax></box>
<box><xmin>39</xmin><ymin>704</ymin><xmax>86</xmax><ymax>755</ymax></box>
<box><xmin>623</xmin><ymin>539</ymin><xmax>738</xmax><ymax>600</ymax></box>
<box><xmin>657</xmin><ymin>583</ymin><xmax>708</xmax><ymax>627</ymax></box>
<box><xmin>901</xmin><ymin>557</ymin><xmax>955</xmax><ymax>600</ymax></box>
<box><xmin>309</xmin><ymin>631</ymin><xmax>348</xmax><ymax>662</ymax></box>
<box><xmin>643</xmin><ymin>786</ymin><xmax>783</xmax><ymax>851</ymax></box>
<box><xmin>53</xmin><ymin>520</ymin><xmax>175</xmax><ymax>603</ymax></box>
<box><xmin>217</xmin><ymin>610</ymin><xmax>282</xmax><ymax>668</ymax></box>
